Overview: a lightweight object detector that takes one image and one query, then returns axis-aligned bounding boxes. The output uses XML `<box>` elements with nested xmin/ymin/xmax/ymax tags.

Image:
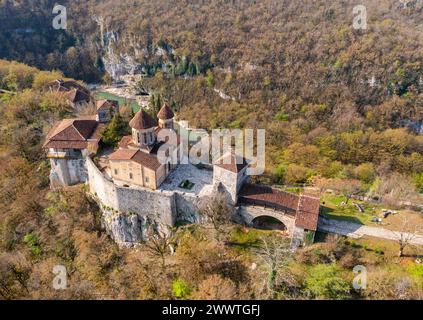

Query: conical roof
<box><xmin>129</xmin><ymin>110</ymin><xmax>157</xmax><ymax>130</ymax></box>
<box><xmin>157</xmin><ymin>104</ymin><xmax>175</xmax><ymax>120</ymax></box>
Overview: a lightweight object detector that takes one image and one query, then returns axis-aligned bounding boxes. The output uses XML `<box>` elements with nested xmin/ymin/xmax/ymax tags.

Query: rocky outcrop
<box><xmin>102</xmin><ymin>209</ymin><xmax>149</xmax><ymax>247</ymax></box>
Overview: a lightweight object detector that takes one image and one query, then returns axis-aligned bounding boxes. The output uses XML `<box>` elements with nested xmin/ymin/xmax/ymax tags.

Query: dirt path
<box><xmin>318</xmin><ymin>217</ymin><xmax>423</xmax><ymax>246</ymax></box>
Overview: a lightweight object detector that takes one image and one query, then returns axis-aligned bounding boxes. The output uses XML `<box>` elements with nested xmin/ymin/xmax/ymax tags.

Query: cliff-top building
<box><xmin>44</xmin><ymin>101</ymin><xmax>321</xmax><ymax>248</ymax></box>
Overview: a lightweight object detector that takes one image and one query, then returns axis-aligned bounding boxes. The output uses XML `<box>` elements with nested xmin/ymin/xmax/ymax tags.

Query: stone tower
<box><xmin>213</xmin><ymin>152</ymin><xmax>249</xmax><ymax>204</ymax></box>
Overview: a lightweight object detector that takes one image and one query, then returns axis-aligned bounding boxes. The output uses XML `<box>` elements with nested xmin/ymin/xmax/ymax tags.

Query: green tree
<box><xmin>101</xmin><ymin>114</ymin><xmax>129</xmax><ymax>147</ymax></box>
<box><xmin>354</xmin><ymin>163</ymin><xmax>376</xmax><ymax>184</ymax></box>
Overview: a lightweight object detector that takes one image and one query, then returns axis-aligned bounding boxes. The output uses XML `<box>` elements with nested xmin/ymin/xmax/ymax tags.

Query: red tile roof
<box><xmin>157</xmin><ymin>104</ymin><xmax>175</xmax><ymax>120</ymax></box>
<box><xmin>108</xmin><ymin>149</ymin><xmax>138</xmax><ymax>161</ymax></box>
<box><xmin>295</xmin><ymin>195</ymin><xmax>321</xmax><ymax>231</ymax></box>
<box><xmin>239</xmin><ymin>184</ymin><xmax>299</xmax><ymax>215</ymax></box>
<box><xmin>43</xmin><ymin>119</ymin><xmax>99</xmax><ymax>149</ymax></box>
<box><xmin>65</xmin><ymin>88</ymin><xmax>90</xmax><ymax>104</ymax></box>
<box><xmin>129</xmin><ymin>110</ymin><xmax>157</xmax><ymax>130</ymax></box>
<box><xmin>239</xmin><ymin>184</ymin><xmax>321</xmax><ymax>230</ymax></box>
<box><xmin>108</xmin><ymin>149</ymin><xmax>162</xmax><ymax>171</ymax></box>
<box><xmin>118</xmin><ymin>135</ymin><xmax>133</xmax><ymax>149</ymax></box>
<box><xmin>96</xmin><ymin>99</ymin><xmax>118</xmax><ymax>111</ymax></box>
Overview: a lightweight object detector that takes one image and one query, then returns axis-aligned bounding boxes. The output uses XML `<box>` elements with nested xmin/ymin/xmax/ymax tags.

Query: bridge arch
<box><xmin>251</xmin><ymin>215</ymin><xmax>287</xmax><ymax>231</ymax></box>
<box><xmin>237</xmin><ymin>205</ymin><xmax>296</xmax><ymax>235</ymax></box>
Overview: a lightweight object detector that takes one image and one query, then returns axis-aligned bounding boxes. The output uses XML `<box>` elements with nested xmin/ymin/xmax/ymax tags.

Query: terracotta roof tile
<box><xmin>129</xmin><ymin>110</ymin><xmax>157</xmax><ymax>130</ymax></box>
<box><xmin>118</xmin><ymin>135</ymin><xmax>133</xmax><ymax>149</ymax></box>
<box><xmin>108</xmin><ymin>149</ymin><xmax>162</xmax><ymax>171</ymax></box>
<box><xmin>44</xmin><ymin>140</ymin><xmax>88</xmax><ymax>149</ymax></box>
<box><xmin>239</xmin><ymin>184</ymin><xmax>299</xmax><ymax>215</ymax></box>
<box><xmin>43</xmin><ymin>119</ymin><xmax>98</xmax><ymax>149</ymax></box>
<box><xmin>66</xmin><ymin>88</ymin><xmax>90</xmax><ymax>103</ymax></box>
<box><xmin>131</xmin><ymin>150</ymin><xmax>162</xmax><ymax>171</ymax></box>
<box><xmin>295</xmin><ymin>195</ymin><xmax>321</xmax><ymax>231</ymax></box>
<box><xmin>96</xmin><ymin>99</ymin><xmax>118</xmax><ymax>111</ymax></box>
<box><xmin>157</xmin><ymin>104</ymin><xmax>175</xmax><ymax>120</ymax></box>
<box><xmin>108</xmin><ymin>149</ymin><xmax>138</xmax><ymax>161</ymax></box>
<box><xmin>239</xmin><ymin>184</ymin><xmax>321</xmax><ymax>229</ymax></box>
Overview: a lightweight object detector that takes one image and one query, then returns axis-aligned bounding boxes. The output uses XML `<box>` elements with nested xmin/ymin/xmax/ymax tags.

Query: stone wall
<box><xmin>175</xmin><ymin>192</ymin><xmax>203</xmax><ymax>223</ymax></box>
<box><xmin>50</xmin><ymin>157</ymin><xmax>88</xmax><ymax>187</ymax></box>
<box><xmin>86</xmin><ymin>157</ymin><xmax>210</xmax><ymax>246</ymax></box>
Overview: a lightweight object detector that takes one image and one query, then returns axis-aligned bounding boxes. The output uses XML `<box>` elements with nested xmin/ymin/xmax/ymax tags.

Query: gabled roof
<box><xmin>43</xmin><ymin>119</ymin><xmax>98</xmax><ymax>149</ymax></box>
<box><xmin>48</xmin><ymin>79</ymin><xmax>89</xmax><ymax>94</ymax></box>
<box><xmin>238</xmin><ymin>183</ymin><xmax>299</xmax><ymax>215</ymax></box>
<box><xmin>108</xmin><ymin>149</ymin><xmax>138</xmax><ymax>161</ymax></box>
<box><xmin>295</xmin><ymin>195</ymin><xmax>321</xmax><ymax>231</ymax></box>
<box><xmin>157</xmin><ymin>104</ymin><xmax>175</xmax><ymax>120</ymax></box>
<box><xmin>129</xmin><ymin>110</ymin><xmax>157</xmax><ymax>130</ymax></box>
<box><xmin>96</xmin><ymin>99</ymin><xmax>119</xmax><ymax>111</ymax></box>
<box><xmin>214</xmin><ymin>152</ymin><xmax>248</xmax><ymax>173</ymax></box>
<box><xmin>238</xmin><ymin>184</ymin><xmax>321</xmax><ymax>231</ymax></box>
<box><xmin>108</xmin><ymin>149</ymin><xmax>162</xmax><ymax>171</ymax></box>
<box><xmin>66</xmin><ymin>88</ymin><xmax>90</xmax><ymax>103</ymax></box>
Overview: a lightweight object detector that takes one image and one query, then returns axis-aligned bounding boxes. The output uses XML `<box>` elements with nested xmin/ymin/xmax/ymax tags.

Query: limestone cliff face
<box><xmin>102</xmin><ymin>30</ymin><xmax>144</xmax><ymax>80</ymax></box>
<box><xmin>101</xmin><ymin>208</ymin><xmax>149</xmax><ymax>247</ymax></box>
<box><xmin>93</xmin><ymin>17</ymin><xmax>174</xmax><ymax>81</ymax></box>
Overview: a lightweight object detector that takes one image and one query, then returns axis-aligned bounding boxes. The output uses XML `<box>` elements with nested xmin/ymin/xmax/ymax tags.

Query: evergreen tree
<box><xmin>101</xmin><ymin>114</ymin><xmax>130</xmax><ymax>147</ymax></box>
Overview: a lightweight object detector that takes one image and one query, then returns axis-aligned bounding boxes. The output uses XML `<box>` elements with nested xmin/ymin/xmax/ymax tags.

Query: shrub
<box><xmin>172</xmin><ymin>278</ymin><xmax>191</xmax><ymax>299</ymax></box>
<box><xmin>23</xmin><ymin>232</ymin><xmax>42</xmax><ymax>256</ymax></box>
<box><xmin>354</xmin><ymin>163</ymin><xmax>376</xmax><ymax>183</ymax></box>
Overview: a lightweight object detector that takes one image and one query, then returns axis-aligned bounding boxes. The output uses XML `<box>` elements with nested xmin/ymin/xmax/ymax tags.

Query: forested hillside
<box><xmin>0</xmin><ymin>0</ymin><xmax>423</xmax><ymax>299</ymax></box>
<box><xmin>0</xmin><ymin>0</ymin><xmax>422</xmax><ymax>200</ymax></box>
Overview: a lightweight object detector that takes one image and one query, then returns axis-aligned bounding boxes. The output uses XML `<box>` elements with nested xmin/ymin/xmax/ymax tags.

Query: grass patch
<box><xmin>321</xmin><ymin>193</ymin><xmax>380</xmax><ymax>225</ymax></box>
<box><xmin>229</xmin><ymin>226</ymin><xmax>273</xmax><ymax>252</ymax></box>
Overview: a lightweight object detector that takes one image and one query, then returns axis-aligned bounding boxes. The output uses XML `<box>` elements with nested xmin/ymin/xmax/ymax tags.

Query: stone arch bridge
<box><xmin>237</xmin><ymin>205</ymin><xmax>296</xmax><ymax>234</ymax></box>
<box><xmin>236</xmin><ymin>184</ymin><xmax>321</xmax><ymax>246</ymax></box>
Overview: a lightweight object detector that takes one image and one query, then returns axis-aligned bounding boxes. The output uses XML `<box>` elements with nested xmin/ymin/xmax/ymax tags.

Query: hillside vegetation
<box><xmin>0</xmin><ymin>58</ymin><xmax>422</xmax><ymax>301</ymax></box>
<box><xmin>2</xmin><ymin>1</ymin><xmax>422</xmax><ymax>199</ymax></box>
<box><xmin>0</xmin><ymin>1</ymin><xmax>422</xmax><ymax>299</ymax></box>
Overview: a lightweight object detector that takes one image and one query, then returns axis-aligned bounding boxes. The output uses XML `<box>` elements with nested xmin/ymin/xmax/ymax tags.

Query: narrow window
<box><xmin>129</xmin><ymin>173</ymin><xmax>133</xmax><ymax>180</ymax></box>
<box><xmin>114</xmin><ymin>169</ymin><xmax>118</xmax><ymax>175</ymax></box>
<box><xmin>145</xmin><ymin>176</ymin><xmax>149</xmax><ymax>183</ymax></box>
<box><xmin>143</xmin><ymin>133</ymin><xmax>147</xmax><ymax>144</ymax></box>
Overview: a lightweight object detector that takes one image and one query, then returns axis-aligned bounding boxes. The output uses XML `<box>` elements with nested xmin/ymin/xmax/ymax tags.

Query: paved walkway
<box><xmin>318</xmin><ymin>217</ymin><xmax>423</xmax><ymax>246</ymax></box>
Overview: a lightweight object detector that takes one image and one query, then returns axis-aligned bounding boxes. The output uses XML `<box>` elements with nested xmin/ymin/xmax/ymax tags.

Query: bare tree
<box><xmin>254</xmin><ymin>237</ymin><xmax>293</xmax><ymax>298</ymax></box>
<box><xmin>197</xmin><ymin>192</ymin><xmax>235</xmax><ymax>242</ymax></box>
<box><xmin>144</xmin><ymin>226</ymin><xmax>176</xmax><ymax>271</ymax></box>
<box><xmin>391</xmin><ymin>216</ymin><xmax>423</xmax><ymax>257</ymax></box>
